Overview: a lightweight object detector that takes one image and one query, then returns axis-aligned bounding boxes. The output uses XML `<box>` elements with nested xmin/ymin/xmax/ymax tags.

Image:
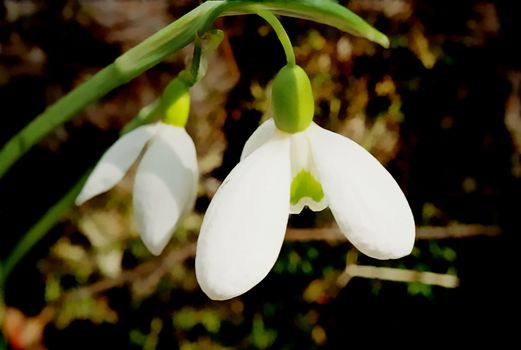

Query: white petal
<box><xmin>133</xmin><ymin>123</ymin><xmax>198</xmax><ymax>256</ymax></box>
<box><xmin>308</xmin><ymin>124</ymin><xmax>415</xmax><ymax>259</ymax></box>
<box><xmin>75</xmin><ymin>124</ymin><xmax>159</xmax><ymax>205</ymax></box>
<box><xmin>240</xmin><ymin>118</ymin><xmax>276</xmax><ymax>160</ymax></box>
<box><xmin>196</xmin><ymin>134</ymin><xmax>291</xmax><ymax>300</ymax></box>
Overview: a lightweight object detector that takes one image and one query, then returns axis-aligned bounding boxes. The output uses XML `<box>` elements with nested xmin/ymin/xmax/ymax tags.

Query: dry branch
<box><xmin>285</xmin><ymin>224</ymin><xmax>501</xmax><ymax>242</ymax></box>
<box><xmin>341</xmin><ymin>264</ymin><xmax>459</xmax><ymax>288</ymax></box>
<box><xmin>51</xmin><ymin>224</ymin><xmax>496</xmax><ymax>307</ymax></box>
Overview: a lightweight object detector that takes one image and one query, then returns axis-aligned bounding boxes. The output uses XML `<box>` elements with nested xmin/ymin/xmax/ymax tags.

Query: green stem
<box><xmin>0</xmin><ymin>97</ymin><xmax>160</xmax><ymax>284</ymax></box>
<box><xmin>222</xmin><ymin>1</ymin><xmax>389</xmax><ymax>48</ymax></box>
<box><xmin>255</xmin><ymin>10</ymin><xmax>296</xmax><ymax>66</ymax></box>
<box><xmin>2</xmin><ymin>174</ymin><xmax>87</xmax><ymax>280</ymax></box>
<box><xmin>0</xmin><ymin>64</ymin><xmax>125</xmax><ymax>179</ymax></box>
<box><xmin>0</xmin><ymin>0</ymin><xmax>388</xmax><ymax>340</ymax></box>
<box><xmin>176</xmin><ymin>39</ymin><xmax>204</xmax><ymax>88</ymax></box>
<box><xmin>0</xmin><ymin>0</ymin><xmax>388</xmax><ymax>180</ymax></box>
<box><xmin>0</xmin><ymin>100</ymin><xmax>160</xmax><ymax>343</ymax></box>
<box><xmin>120</xmin><ymin>99</ymin><xmax>161</xmax><ymax>134</ymax></box>
<box><xmin>0</xmin><ymin>0</ymin><xmax>223</xmax><ymax>180</ymax></box>
<box><xmin>0</xmin><ymin>26</ymin><xmax>214</xmax><ymax>285</ymax></box>
<box><xmin>190</xmin><ymin>38</ymin><xmax>203</xmax><ymax>84</ymax></box>
<box><xmin>0</xmin><ymin>174</ymin><xmax>87</xmax><ymax>347</ymax></box>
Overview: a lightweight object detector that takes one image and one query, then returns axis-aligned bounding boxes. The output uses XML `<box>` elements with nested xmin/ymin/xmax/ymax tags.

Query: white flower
<box><xmin>76</xmin><ymin>122</ymin><xmax>198</xmax><ymax>256</ymax></box>
<box><xmin>195</xmin><ymin>118</ymin><xmax>415</xmax><ymax>300</ymax></box>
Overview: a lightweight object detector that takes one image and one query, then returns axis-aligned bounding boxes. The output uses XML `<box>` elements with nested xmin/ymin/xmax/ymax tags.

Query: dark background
<box><xmin>1</xmin><ymin>0</ymin><xmax>520</xmax><ymax>348</ymax></box>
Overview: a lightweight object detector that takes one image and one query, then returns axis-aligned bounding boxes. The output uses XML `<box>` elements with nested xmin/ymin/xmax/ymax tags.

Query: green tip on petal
<box><xmin>161</xmin><ymin>78</ymin><xmax>191</xmax><ymax>127</ymax></box>
<box><xmin>272</xmin><ymin>65</ymin><xmax>314</xmax><ymax>133</ymax></box>
<box><xmin>290</xmin><ymin>169</ymin><xmax>324</xmax><ymax>206</ymax></box>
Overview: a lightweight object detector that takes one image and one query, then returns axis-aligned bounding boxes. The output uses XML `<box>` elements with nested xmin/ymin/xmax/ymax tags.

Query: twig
<box><xmin>62</xmin><ymin>243</ymin><xmax>196</xmax><ymax>302</ymax></box>
<box><xmin>341</xmin><ymin>264</ymin><xmax>459</xmax><ymax>288</ymax></box>
<box><xmin>51</xmin><ymin>224</ymin><xmax>495</xmax><ymax>305</ymax></box>
<box><xmin>285</xmin><ymin>224</ymin><xmax>501</xmax><ymax>242</ymax></box>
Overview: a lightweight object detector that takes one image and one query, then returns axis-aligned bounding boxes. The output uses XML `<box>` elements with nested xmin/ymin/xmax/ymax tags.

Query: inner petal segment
<box><xmin>289</xmin><ymin>131</ymin><xmax>328</xmax><ymax>214</ymax></box>
<box><xmin>290</xmin><ymin>169</ymin><xmax>327</xmax><ymax>214</ymax></box>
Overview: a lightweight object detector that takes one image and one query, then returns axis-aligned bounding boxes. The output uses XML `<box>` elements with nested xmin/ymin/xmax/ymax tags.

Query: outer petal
<box><xmin>75</xmin><ymin>124</ymin><xmax>159</xmax><ymax>205</ymax></box>
<box><xmin>308</xmin><ymin>124</ymin><xmax>415</xmax><ymax>259</ymax></box>
<box><xmin>196</xmin><ymin>134</ymin><xmax>291</xmax><ymax>300</ymax></box>
<box><xmin>133</xmin><ymin>123</ymin><xmax>198</xmax><ymax>256</ymax></box>
<box><xmin>240</xmin><ymin>118</ymin><xmax>277</xmax><ymax>160</ymax></box>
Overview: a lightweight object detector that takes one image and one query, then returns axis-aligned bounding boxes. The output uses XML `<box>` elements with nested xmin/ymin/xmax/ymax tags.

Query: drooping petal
<box><xmin>240</xmin><ymin>118</ymin><xmax>276</xmax><ymax>160</ymax></box>
<box><xmin>196</xmin><ymin>134</ymin><xmax>291</xmax><ymax>300</ymax></box>
<box><xmin>75</xmin><ymin>124</ymin><xmax>159</xmax><ymax>205</ymax></box>
<box><xmin>133</xmin><ymin>123</ymin><xmax>198</xmax><ymax>256</ymax></box>
<box><xmin>308</xmin><ymin>124</ymin><xmax>415</xmax><ymax>259</ymax></box>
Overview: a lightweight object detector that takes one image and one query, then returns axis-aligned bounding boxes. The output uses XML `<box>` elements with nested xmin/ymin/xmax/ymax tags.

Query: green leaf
<box><xmin>0</xmin><ymin>1</ymin><xmax>224</xmax><ymax>179</ymax></box>
<box><xmin>0</xmin><ymin>0</ymin><xmax>387</xmax><ymax>180</ymax></box>
<box><xmin>218</xmin><ymin>0</ymin><xmax>389</xmax><ymax>47</ymax></box>
<box><xmin>0</xmin><ymin>0</ymin><xmax>388</xmax><ymax>284</ymax></box>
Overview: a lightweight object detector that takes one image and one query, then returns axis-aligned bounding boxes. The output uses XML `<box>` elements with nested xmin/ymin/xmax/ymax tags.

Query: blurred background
<box><xmin>1</xmin><ymin>0</ymin><xmax>520</xmax><ymax>348</ymax></box>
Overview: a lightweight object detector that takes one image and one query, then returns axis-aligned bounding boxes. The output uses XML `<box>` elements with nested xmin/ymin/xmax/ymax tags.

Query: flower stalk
<box><xmin>0</xmin><ymin>0</ymin><xmax>395</xmax><ymax>308</ymax></box>
<box><xmin>255</xmin><ymin>9</ymin><xmax>296</xmax><ymax>66</ymax></box>
<box><xmin>0</xmin><ymin>0</ymin><xmax>388</xmax><ymax>180</ymax></box>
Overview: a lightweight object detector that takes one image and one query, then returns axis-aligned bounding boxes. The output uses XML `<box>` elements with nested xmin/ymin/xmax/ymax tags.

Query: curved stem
<box><xmin>190</xmin><ymin>37</ymin><xmax>203</xmax><ymax>84</ymax></box>
<box><xmin>255</xmin><ymin>9</ymin><xmax>296</xmax><ymax>66</ymax></box>
<box><xmin>2</xmin><ymin>174</ymin><xmax>87</xmax><ymax>280</ymax></box>
<box><xmin>0</xmin><ymin>64</ymin><xmax>125</xmax><ymax>179</ymax></box>
<box><xmin>120</xmin><ymin>99</ymin><xmax>161</xmax><ymax>134</ymax></box>
<box><xmin>0</xmin><ymin>97</ymin><xmax>160</xmax><ymax>283</ymax></box>
<box><xmin>0</xmin><ymin>0</ymin><xmax>224</xmax><ymax>180</ymax></box>
<box><xmin>0</xmin><ymin>0</ymin><xmax>388</xmax><ymax>179</ymax></box>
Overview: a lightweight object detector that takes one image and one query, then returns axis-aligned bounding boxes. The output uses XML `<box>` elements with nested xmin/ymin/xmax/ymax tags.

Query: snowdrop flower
<box><xmin>196</xmin><ymin>64</ymin><xmax>415</xmax><ymax>300</ymax></box>
<box><xmin>76</xmin><ymin>79</ymin><xmax>198</xmax><ymax>255</ymax></box>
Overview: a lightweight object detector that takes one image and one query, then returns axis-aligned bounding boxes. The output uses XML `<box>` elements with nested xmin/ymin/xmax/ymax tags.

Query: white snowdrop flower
<box><xmin>196</xmin><ymin>64</ymin><xmax>415</xmax><ymax>300</ymax></box>
<box><xmin>76</xmin><ymin>79</ymin><xmax>198</xmax><ymax>256</ymax></box>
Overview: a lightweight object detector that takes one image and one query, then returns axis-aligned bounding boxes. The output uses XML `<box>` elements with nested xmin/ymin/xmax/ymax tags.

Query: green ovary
<box><xmin>290</xmin><ymin>170</ymin><xmax>324</xmax><ymax>205</ymax></box>
<box><xmin>161</xmin><ymin>78</ymin><xmax>190</xmax><ymax>127</ymax></box>
<box><xmin>163</xmin><ymin>90</ymin><xmax>190</xmax><ymax>127</ymax></box>
<box><xmin>271</xmin><ymin>65</ymin><xmax>314</xmax><ymax>133</ymax></box>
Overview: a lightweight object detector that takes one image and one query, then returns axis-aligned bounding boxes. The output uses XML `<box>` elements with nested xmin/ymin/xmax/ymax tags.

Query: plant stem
<box><xmin>120</xmin><ymin>99</ymin><xmax>161</xmax><ymax>134</ymax></box>
<box><xmin>0</xmin><ymin>20</ymin><xmax>214</xmax><ymax>289</ymax></box>
<box><xmin>0</xmin><ymin>95</ymin><xmax>160</xmax><ymax>342</ymax></box>
<box><xmin>2</xmin><ymin>174</ymin><xmax>88</xmax><ymax>280</ymax></box>
<box><xmin>0</xmin><ymin>65</ymin><xmax>124</xmax><ymax>179</ymax></box>
<box><xmin>255</xmin><ymin>10</ymin><xmax>296</xmax><ymax>66</ymax></box>
<box><xmin>190</xmin><ymin>38</ymin><xmax>203</xmax><ymax>84</ymax></box>
<box><xmin>0</xmin><ymin>96</ymin><xmax>160</xmax><ymax>284</ymax></box>
<box><xmin>0</xmin><ymin>0</ymin><xmax>388</xmax><ymax>179</ymax></box>
<box><xmin>0</xmin><ymin>0</ymin><xmax>223</xmax><ymax>180</ymax></box>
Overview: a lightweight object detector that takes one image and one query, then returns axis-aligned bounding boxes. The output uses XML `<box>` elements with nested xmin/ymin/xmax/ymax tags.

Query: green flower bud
<box><xmin>271</xmin><ymin>64</ymin><xmax>314</xmax><ymax>133</ymax></box>
<box><xmin>161</xmin><ymin>78</ymin><xmax>191</xmax><ymax>127</ymax></box>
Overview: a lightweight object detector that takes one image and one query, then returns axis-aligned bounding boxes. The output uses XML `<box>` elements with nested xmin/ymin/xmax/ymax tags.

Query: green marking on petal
<box><xmin>290</xmin><ymin>169</ymin><xmax>324</xmax><ymax>205</ymax></box>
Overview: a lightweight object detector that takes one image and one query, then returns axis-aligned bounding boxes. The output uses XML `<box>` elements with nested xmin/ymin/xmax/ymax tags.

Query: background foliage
<box><xmin>1</xmin><ymin>0</ymin><xmax>520</xmax><ymax>348</ymax></box>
